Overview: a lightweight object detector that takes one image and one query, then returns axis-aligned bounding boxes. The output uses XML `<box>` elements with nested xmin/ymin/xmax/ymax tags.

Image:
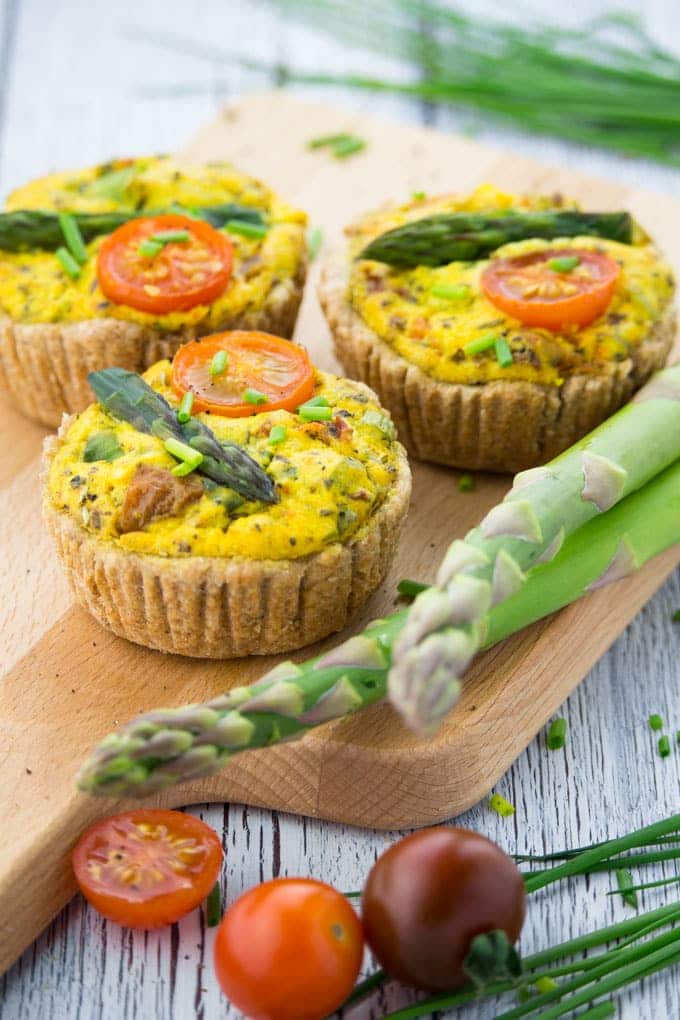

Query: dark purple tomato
<box><xmin>362</xmin><ymin>827</ymin><xmax>526</xmax><ymax>991</ymax></box>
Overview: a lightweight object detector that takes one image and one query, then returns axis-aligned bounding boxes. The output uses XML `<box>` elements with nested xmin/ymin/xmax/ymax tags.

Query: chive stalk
<box><xmin>495</xmin><ymin>337</ymin><xmax>514</xmax><ymax>368</ymax></box>
<box><xmin>243</xmin><ymin>387</ymin><xmax>268</xmax><ymax>405</ymax></box>
<box><xmin>138</xmin><ymin>238</ymin><xmax>164</xmax><ymax>258</ymax></box>
<box><xmin>489</xmin><ymin>793</ymin><xmax>515</xmax><ymax>818</ymax></box>
<box><xmin>150</xmin><ymin>229</ymin><xmax>190</xmax><ymax>243</ymax></box>
<box><xmin>464</xmin><ymin>333</ymin><xmax>497</xmax><ymax>356</ymax></box>
<box><xmin>177</xmin><ymin>391</ymin><xmax>194</xmax><ymax>423</ymax></box>
<box><xmin>614</xmin><ymin>868</ymin><xmax>638</xmax><ymax>909</ymax></box>
<box><xmin>209</xmin><ymin>350</ymin><xmax>228</xmax><ymax>378</ymax></box>
<box><xmin>547</xmin><ymin>718</ymin><xmax>568</xmax><ymax>751</ymax></box>
<box><xmin>58</xmin><ymin>212</ymin><xmax>88</xmax><ymax>265</ymax></box>
<box><xmin>164</xmin><ymin>436</ymin><xmax>204</xmax><ymax>476</ymax></box>
<box><xmin>431</xmin><ymin>282</ymin><xmax>470</xmax><ymax>300</ymax></box>
<box><xmin>205</xmin><ymin>882</ymin><xmax>222</xmax><ymax>927</ymax></box>
<box><xmin>298</xmin><ymin>404</ymin><xmax>333</xmax><ymax>422</ymax></box>
<box><xmin>548</xmin><ymin>255</ymin><xmax>580</xmax><ymax>273</ymax></box>
<box><xmin>225</xmin><ymin>219</ymin><xmax>268</xmax><ymax>239</ymax></box>
<box><xmin>268</xmin><ymin>425</ymin><xmax>287</xmax><ymax>445</ymax></box>
<box><xmin>56</xmin><ymin>246</ymin><xmax>81</xmax><ymax>279</ymax></box>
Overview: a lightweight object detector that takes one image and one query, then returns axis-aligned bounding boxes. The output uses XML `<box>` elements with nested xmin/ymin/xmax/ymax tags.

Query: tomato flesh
<box><xmin>362</xmin><ymin>827</ymin><xmax>526</xmax><ymax>992</ymax></box>
<box><xmin>72</xmin><ymin>809</ymin><xmax>223</xmax><ymax>929</ymax></box>
<box><xmin>171</xmin><ymin>331</ymin><xmax>315</xmax><ymax>417</ymax></box>
<box><xmin>481</xmin><ymin>248</ymin><xmax>620</xmax><ymax>330</ymax></box>
<box><xmin>213</xmin><ymin>878</ymin><xmax>364</xmax><ymax>1020</ymax></box>
<box><xmin>97</xmin><ymin>214</ymin><xmax>233</xmax><ymax>314</ymax></box>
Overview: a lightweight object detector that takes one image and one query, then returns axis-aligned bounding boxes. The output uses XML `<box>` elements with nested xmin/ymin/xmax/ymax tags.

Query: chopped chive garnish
<box><xmin>149</xmin><ymin>229</ymin><xmax>191</xmax><ymax>243</ymax></box>
<box><xmin>225</xmin><ymin>219</ymin><xmax>268</xmax><ymax>239</ymax></box>
<box><xmin>164</xmin><ymin>437</ymin><xmax>203</xmax><ymax>476</ymax></box>
<box><xmin>535</xmin><ymin>976</ymin><xmax>559</xmax><ymax>993</ymax></box>
<box><xmin>56</xmin><ymin>246</ymin><xmax>81</xmax><ymax>279</ymax></box>
<box><xmin>431</xmin><ymin>283</ymin><xmax>470</xmax><ymax>301</ymax></box>
<box><xmin>457</xmin><ymin>473</ymin><xmax>475</xmax><ymax>492</ymax></box>
<box><xmin>58</xmin><ymin>212</ymin><xmax>88</xmax><ymax>265</ymax></box>
<box><xmin>494</xmin><ymin>337</ymin><xmax>514</xmax><ymax>368</ymax></box>
<box><xmin>308</xmin><ymin>226</ymin><xmax>323</xmax><ymax>262</ymax></box>
<box><xmin>658</xmin><ymin>735</ymin><xmax>671</xmax><ymax>758</ymax></box>
<box><xmin>411</xmin><ymin>190</ymin><xmax>427</xmax><ymax>201</ymax></box>
<box><xmin>548</xmin><ymin>255</ymin><xmax>581</xmax><ymax>273</ymax></box>
<box><xmin>209</xmin><ymin>350</ymin><xmax>228</xmax><ymax>378</ymax></box>
<box><xmin>299</xmin><ymin>404</ymin><xmax>333</xmax><ymax>422</ymax></box>
<box><xmin>308</xmin><ymin>132</ymin><xmax>352</xmax><ymax>149</ymax></box>
<box><xmin>268</xmin><ymin>424</ymin><xmax>287</xmax><ymax>445</ymax></box>
<box><xmin>243</xmin><ymin>387</ymin><xmax>268</xmax><ymax>405</ymax></box>
<box><xmin>673</xmin><ymin>609</ymin><xmax>680</xmax><ymax>622</ymax></box>
<box><xmin>177</xmin><ymin>391</ymin><xmax>194</xmax><ymax>423</ymax></box>
<box><xmin>397</xmin><ymin>578</ymin><xmax>427</xmax><ymax>599</ymax></box>
<box><xmin>677</xmin><ymin>731</ymin><xmax>680</xmax><ymax>745</ymax></box>
<box><xmin>649</xmin><ymin>714</ymin><xmax>664</xmax><ymax>731</ymax></box>
<box><xmin>138</xmin><ymin>238</ymin><xmax>164</xmax><ymax>258</ymax></box>
<box><xmin>206</xmin><ymin>883</ymin><xmax>221</xmax><ymax>927</ymax></box>
<box><xmin>488</xmin><ymin>793</ymin><xmax>515</xmax><ymax>818</ymax></box>
<box><xmin>614</xmin><ymin>868</ymin><xmax>639</xmax><ymax>909</ymax></box>
<box><xmin>547</xmin><ymin>717</ymin><xmax>568</xmax><ymax>750</ymax></box>
<box><xmin>302</xmin><ymin>395</ymin><xmax>330</xmax><ymax>408</ymax></box>
<box><xmin>333</xmin><ymin>136</ymin><xmax>366</xmax><ymax>159</ymax></box>
<box><xmin>464</xmin><ymin>333</ymin><xmax>497</xmax><ymax>356</ymax></box>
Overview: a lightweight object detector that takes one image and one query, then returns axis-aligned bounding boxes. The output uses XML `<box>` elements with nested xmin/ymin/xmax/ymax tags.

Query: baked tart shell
<box><xmin>42</xmin><ymin>416</ymin><xmax>411</xmax><ymax>659</ymax></box>
<box><xmin>319</xmin><ymin>244</ymin><xmax>676</xmax><ymax>473</ymax></box>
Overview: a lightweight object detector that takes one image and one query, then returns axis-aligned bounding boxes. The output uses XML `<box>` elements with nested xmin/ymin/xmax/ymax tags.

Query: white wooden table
<box><xmin>0</xmin><ymin>2</ymin><xmax>679</xmax><ymax>1017</ymax></box>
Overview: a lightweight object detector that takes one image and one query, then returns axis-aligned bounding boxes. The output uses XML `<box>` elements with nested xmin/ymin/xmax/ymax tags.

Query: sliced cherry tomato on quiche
<box><xmin>72</xmin><ymin>809</ymin><xmax>223</xmax><ymax>929</ymax></box>
<box><xmin>214</xmin><ymin>878</ymin><xmax>364</xmax><ymax>1020</ymax></box>
<box><xmin>97</xmin><ymin>214</ymin><xmax>233</xmax><ymax>314</ymax></box>
<box><xmin>171</xmin><ymin>331</ymin><xmax>315</xmax><ymax>417</ymax></box>
<box><xmin>481</xmin><ymin>248</ymin><xmax>620</xmax><ymax>330</ymax></box>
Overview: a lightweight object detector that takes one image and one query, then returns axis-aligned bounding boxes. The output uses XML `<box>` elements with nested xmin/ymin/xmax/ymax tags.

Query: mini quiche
<box><xmin>320</xmin><ymin>184</ymin><xmax>676</xmax><ymax>473</ymax></box>
<box><xmin>0</xmin><ymin>156</ymin><xmax>307</xmax><ymax>427</ymax></box>
<box><xmin>43</xmin><ymin>331</ymin><xmax>410</xmax><ymax>658</ymax></box>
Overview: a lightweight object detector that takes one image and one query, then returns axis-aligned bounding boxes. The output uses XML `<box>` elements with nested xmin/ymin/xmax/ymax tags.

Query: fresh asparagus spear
<box><xmin>76</xmin><ymin>454</ymin><xmax>680</xmax><ymax>797</ymax></box>
<box><xmin>389</xmin><ymin>363</ymin><xmax>680</xmax><ymax>734</ymax></box>
<box><xmin>0</xmin><ymin>203</ymin><xmax>265</xmax><ymax>252</ymax></box>
<box><xmin>88</xmin><ymin>368</ymin><xmax>277</xmax><ymax>504</ymax></box>
<box><xmin>359</xmin><ymin>210</ymin><xmax>633</xmax><ymax>267</ymax></box>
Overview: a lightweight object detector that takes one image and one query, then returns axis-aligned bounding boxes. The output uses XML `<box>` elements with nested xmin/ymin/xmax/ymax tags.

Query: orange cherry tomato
<box><xmin>171</xmin><ymin>331</ymin><xmax>315</xmax><ymax>417</ymax></box>
<box><xmin>97</xmin><ymin>214</ymin><xmax>233</xmax><ymax>314</ymax></box>
<box><xmin>72</xmin><ymin>809</ymin><xmax>223</xmax><ymax>929</ymax></box>
<box><xmin>213</xmin><ymin>878</ymin><xmax>364</xmax><ymax>1020</ymax></box>
<box><xmin>481</xmin><ymin>248</ymin><xmax>620</xmax><ymax>330</ymax></box>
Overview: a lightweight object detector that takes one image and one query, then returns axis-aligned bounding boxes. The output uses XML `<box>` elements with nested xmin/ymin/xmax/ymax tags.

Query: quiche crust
<box><xmin>319</xmin><ymin>244</ymin><xmax>676</xmax><ymax>473</ymax></box>
<box><xmin>42</xmin><ymin>410</ymin><xmax>411</xmax><ymax>659</ymax></box>
<box><xmin>0</xmin><ymin>258</ymin><xmax>306</xmax><ymax>429</ymax></box>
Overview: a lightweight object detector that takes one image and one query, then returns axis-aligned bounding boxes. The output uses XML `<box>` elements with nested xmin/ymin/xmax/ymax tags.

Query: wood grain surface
<box><xmin>1</xmin><ymin>2</ymin><xmax>680</xmax><ymax>1018</ymax></box>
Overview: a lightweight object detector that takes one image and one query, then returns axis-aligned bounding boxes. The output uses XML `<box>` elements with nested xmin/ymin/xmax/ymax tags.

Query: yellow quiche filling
<box><xmin>47</xmin><ymin>362</ymin><xmax>400</xmax><ymax>560</ymax></box>
<box><xmin>349</xmin><ymin>184</ymin><xmax>674</xmax><ymax>387</ymax></box>
<box><xmin>0</xmin><ymin>156</ymin><xmax>306</xmax><ymax>328</ymax></box>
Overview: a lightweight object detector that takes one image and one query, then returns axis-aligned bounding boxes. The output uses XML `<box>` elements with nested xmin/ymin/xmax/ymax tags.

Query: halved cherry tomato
<box><xmin>481</xmin><ymin>248</ymin><xmax>620</xmax><ymax>330</ymax></box>
<box><xmin>362</xmin><ymin>827</ymin><xmax>526</xmax><ymax>992</ymax></box>
<box><xmin>214</xmin><ymin>878</ymin><xmax>364</xmax><ymax>1020</ymax></box>
<box><xmin>172</xmin><ymin>331</ymin><xmax>315</xmax><ymax>417</ymax></box>
<box><xmin>97</xmin><ymin>214</ymin><xmax>233</xmax><ymax>314</ymax></box>
<box><xmin>72</xmin><ymin>809</ymin><xmax>223</xmax><ymax>929</ymax></box>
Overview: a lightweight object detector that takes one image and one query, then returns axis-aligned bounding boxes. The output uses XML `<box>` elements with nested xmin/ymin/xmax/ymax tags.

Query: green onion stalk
<box><xmin>77</xmin><ymin>438</ymin><xmax>680</xmax><ymax>797</ymax></box>
<box><xmin>389</xmin><ymin>364</ymin><xmax>680</xmax><ymax>734</ymax></box>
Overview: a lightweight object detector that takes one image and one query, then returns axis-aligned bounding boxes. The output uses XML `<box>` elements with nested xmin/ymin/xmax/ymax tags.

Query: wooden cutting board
<box><xmin>1</xmin><ymin>92</ymin><xmax>679</xmax><ymax>975</ymax></box>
